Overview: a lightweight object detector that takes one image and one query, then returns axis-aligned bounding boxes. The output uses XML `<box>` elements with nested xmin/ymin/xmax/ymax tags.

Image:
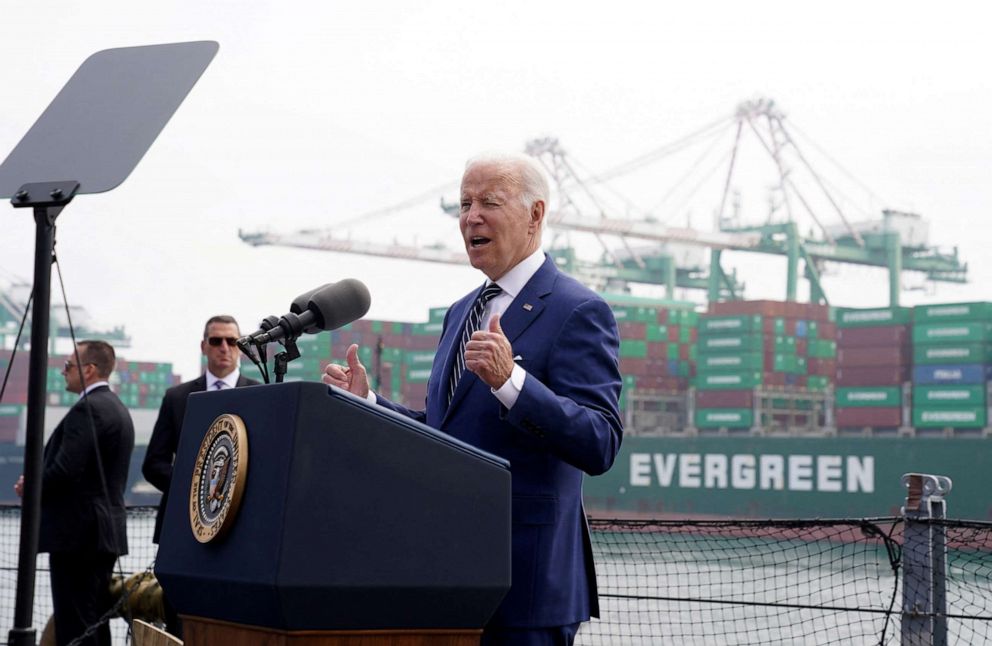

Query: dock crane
<box><xmin>240</xmin><ymin>99</ymin><xmax>967</xmax><ymax>306</ymax></box>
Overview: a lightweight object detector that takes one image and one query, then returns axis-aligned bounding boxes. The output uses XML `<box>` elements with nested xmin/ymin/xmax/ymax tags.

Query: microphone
<box><xmin>240</xmin><ymin>279</ymin><xmax>371</xmax><ymax>346</ymax></box>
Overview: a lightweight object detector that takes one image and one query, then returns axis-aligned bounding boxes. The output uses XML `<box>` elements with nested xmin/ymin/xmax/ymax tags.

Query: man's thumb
<box><xmin>489</xmin><ymin>314</ymin><xmax>503</xmax><ymax>334</ymax></box>
<box><xmin>346</xmin><ymin>343</ymin><xmax>363</xmax><ymax>370</ymax></box>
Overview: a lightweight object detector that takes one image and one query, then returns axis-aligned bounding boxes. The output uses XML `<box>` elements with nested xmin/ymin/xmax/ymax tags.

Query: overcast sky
<box><xmin>1</xmin><ymin>1</ymin><xmax>990</xmax><ymax>381</ymax></box>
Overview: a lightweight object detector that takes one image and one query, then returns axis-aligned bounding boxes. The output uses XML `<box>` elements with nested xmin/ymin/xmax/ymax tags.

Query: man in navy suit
<box><xmin>324</xmin><ymin>152</ymin><xmax>623</xmax><ymax>645</ymax></box>
<box><xmin>16</xmin><ymin>340</ymin><xmax>134</xmax><ymax>646</ymax></box>
<box><xmin>142</xmin><ymin>314</ymin><xmax>258</xmax><ymax>637</ymax></box>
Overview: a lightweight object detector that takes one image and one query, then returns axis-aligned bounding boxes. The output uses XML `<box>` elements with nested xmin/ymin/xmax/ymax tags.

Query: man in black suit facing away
<box><xmin>141</xmin><ymin>315</ymin><xmax>258</xmax><ymax>635</ymax></box>
<box><xmin>16</xmin><ymin>340</ymin><xmax>135</xmax><ymax>646</ymax></box>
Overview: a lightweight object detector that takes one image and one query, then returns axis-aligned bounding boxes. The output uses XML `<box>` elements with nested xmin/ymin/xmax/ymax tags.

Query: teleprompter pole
<box><xmin>8</xmin><ymin>182</ymin><xmax>77</xmax><ymax>646</ymax></box>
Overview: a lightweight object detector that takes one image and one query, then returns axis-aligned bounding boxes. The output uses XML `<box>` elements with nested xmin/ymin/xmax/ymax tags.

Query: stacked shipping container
<box><xmin>911</xmin><ymin>302</ymin><xmax>992</xmax><ymax>430</ymax></box>
<box><xmin>695</xmin><ymin>300</ymin><xmax>834</xmax><ymax>430</ymax></box>
<box><xmin>834</xmin><ymin>307</ymin><xmax>912</xmax><ymax>430</ymax></box>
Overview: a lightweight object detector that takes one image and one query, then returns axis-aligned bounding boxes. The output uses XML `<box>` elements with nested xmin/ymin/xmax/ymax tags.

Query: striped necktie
<box><xmin>213</xmin><ymin>381</ymin><xmax>225</xmax><ymax>390</ymax></box>
<box><xmin>448</xmin><ymin>283</ymin><xmax>502</xmax><ymax>405</ymax></box>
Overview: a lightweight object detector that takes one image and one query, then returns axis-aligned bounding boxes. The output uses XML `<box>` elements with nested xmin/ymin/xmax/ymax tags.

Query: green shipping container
<box><xmin>695</xmin><ymin>408</ymin><xmax>753</xmax><ymax>428</ymax></box>
<box><xmin>697</xmin><ymin>334</ymin><xmax>765</xmax><ymax>354</ymax></box>
<box><xmin>695</xmin><ymin>371</ymin><xmax>763</xmax><ymax>390</ymax></box>
<box><xmin>696</xmin><ymin>353</ymin><xmax>764</xmax><ymax>373</ymax></box>
<box><xmin>405</xmin><ymin>350</ymin><xmax>436</xmax><ymax>365</ymax></box>
<box><xmin>913</xmin><ymin>322</ymin><xmax>992</xmax><ymax>345</ymax></box>
<box><xmin>912</xmin><ymin>407</ymin><xmax>986</xmax><ymax>428</ymax></box>
<box><xmin>914</xmin><ymin>302</ymin><xmax>992</xmax><ymax>323</ymax></box>
<box><xmin>836</xmin><ymin>386</ymin><xmax>901</xmax><ymax>407</ymax></box>
<box><xmin>772</xmin><ymin>354</ymin><xmax>800</xmax><ymax>373</ymax></box>
<box><xmin>836</xmin><ymin>307</ymin><xmax>912</xmax><ymax>328</ymax></box>
<box><xmin>913</xmin><ymin>385</ymin><xmax>986</xmax><ymax>407</ymax></box>
<box><xmin>912</xmin><ymin>343</ymin><xmax>992</xmax><ymax>365</ymax></box>
<box><xmin>412</xmin><ymin>322</ymin><xmax>443</xmax><ymax>336</ymax></box>
<box><xmin>611</xmin><ymin>306</ymin><xmax>660</xmax><ymax>324</ymax></box>
<box><xmin>619</xmin><ymin>340</ymin><xmax>648</xmax><ymax>358</ymax></box>
<box><xmin>646</xmin><ymin>325</ymin><xmax>668</xmax><ymax>341</ymax></box>
<box><xmin>405</xmin><ymin>366</ymin><xmax>433</xmax><ymax>383</ymax></box>
<box><xmin>807</xmin><ymin>375</ymin><xmax>831</xmax><ymax>391</ymax></box>
<box><xmin>698</xmin><ymin>315</ymin><xmax>763</xmax><ymax>336</ymax></box>
<box><xmin>807</xmin><ymin>339</ymin><xmax>837</xmax><ymax>358</ymax></box>
<box><xmin>0</xmin><ymin>404</ymin><xmax>22</xmax><ymax>416</ymax></box>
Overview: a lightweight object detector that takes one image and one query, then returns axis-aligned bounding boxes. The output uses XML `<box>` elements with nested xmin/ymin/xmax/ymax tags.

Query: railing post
<box><xmin>900</xmin><ymin>472</ymin><xmax>952</xmax><ymax>646</ymax></box>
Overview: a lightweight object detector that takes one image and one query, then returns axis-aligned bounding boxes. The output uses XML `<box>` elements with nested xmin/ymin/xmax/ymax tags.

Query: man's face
<box><xmin>201</xmin><ymin>322</ymin><xmax>241</xmax><ymax>378</ymax></box>
<box><xmin>62</xmin><ymin>347</ymin><xmax>92</xmax><ymax>394</ymax></box>
<box><xmin>459</xmin><ymin>162</ymin><xmax>544</xmax><ymax>281</ymax></box>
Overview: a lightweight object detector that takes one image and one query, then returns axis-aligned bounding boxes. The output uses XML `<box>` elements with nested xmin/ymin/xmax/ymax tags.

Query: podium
<box><xmin>155</xmin><ymin>382</ymin><xmax>511</xmax><ymax>646</ymax></box>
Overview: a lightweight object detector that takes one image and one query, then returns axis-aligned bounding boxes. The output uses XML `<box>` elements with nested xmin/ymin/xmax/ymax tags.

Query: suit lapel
<box><xmin>442</xmin><ymin>259</ymin><xmax>559</xmax><ymax>422</ymax></box>
<box><xmin>498</xmin><ymin>258</ymin><xmax>556</xmax><ymax>345</ymax></box>
<box><xmin>436</xmin><ymin>288</ymin><xmax>483</xmax><ymax>422</ymax></box>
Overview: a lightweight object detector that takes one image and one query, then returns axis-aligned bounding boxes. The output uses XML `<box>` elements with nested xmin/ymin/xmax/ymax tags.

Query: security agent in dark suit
<box><xmin>324</xmin><ymin>153</ymin><xmax>623</xmax><ymax>646</ymax></box>
<box><xmin>15</xmin><ymin>340</ymin><xmax>135</xmax><ymax>646</ymax></box>
<box><xmin>141</xmin><ymin>315</ymin><xmax>257</xmax><ymax>636</ymax></box>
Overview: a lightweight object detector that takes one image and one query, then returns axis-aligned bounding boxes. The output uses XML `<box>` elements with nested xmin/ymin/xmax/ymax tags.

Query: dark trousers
<box><xmin>481</xmin><ymin>622</ymin><xmax>581</xmax><ymax>646</ymax></box>
<box><xmin>49</xmin><ymin>552</ymin><xmax>117</xmax><ymax>646</ymax></box>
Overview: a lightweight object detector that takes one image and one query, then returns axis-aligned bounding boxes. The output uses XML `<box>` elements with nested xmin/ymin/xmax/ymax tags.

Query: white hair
<box><xmin>464</xmin><ymin>151</ymin><xmax>550</xmax><ymax>211</ymax></box>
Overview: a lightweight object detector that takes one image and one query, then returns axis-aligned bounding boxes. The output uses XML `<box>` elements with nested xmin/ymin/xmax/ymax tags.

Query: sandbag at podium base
<box><xmin>182</xmin><ymin>615</ymin><xmax>481</xmax><ymax>646</ymax></box>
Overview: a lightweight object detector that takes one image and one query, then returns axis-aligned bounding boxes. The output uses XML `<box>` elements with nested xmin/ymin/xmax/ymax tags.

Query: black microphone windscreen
<box><xmin>291</xmin><ymin>284</ymin><xmax>333</xmax><ymax>334</ymax></box>
<box><xmin>290</xmin><ymin>284</ymin><xmax>332</xmax><ymax>315</ymax></box>
<box><xmin>307</xmin><ymin>279</ymin><xmax>371</xmax><ymax>331</ymax></box>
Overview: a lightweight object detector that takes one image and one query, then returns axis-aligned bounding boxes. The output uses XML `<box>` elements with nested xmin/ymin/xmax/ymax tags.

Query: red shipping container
<box><xmin>806</xmin><ymin>358</ymin><xmax>836</xmax><ymax>377</ymax></box>
<box><xmin>708</xmin><ymin>300</ymin><xmax>787</xmax><ymax>318</ymax></box>
<box><xmin>0</xmin><ymin>425</ymin><xmax>17</xmax><ymax>443</ymax></box>
<box><xmin>646</xmin><ymin>343</ymin><xmax>671</xmax><ymax>360</ymax></box>
<box><xmin>836</xmin><ymin>346</ymin><xmax>909</xmax><ymax>368</ymax></box>
<box><xmin>817</xmin><ymin>321</ymin><xmax>837</xmax><ymax>339</ymax></box>
<box><xmin>645</xmin><ymin>359</ymin><xmax>672</xmax><ymax>375</ymax></box>
<box><xmin>619</xmin><ymin>358</ymin><xmax>650</xmax><ymax>376</ymax></box>
<box><xmin>836</xmin><ymin>407</ymin><xmax>902</xmax><ymax>427</ymax></box>
<box><xmin>836</xmin><ymin>325</ymin><xmax>909</xmax><ymax>347</ymax></box>
<box><xmin>804</xmin><ymin>302</ymin><xmax>831</xmax><ymax>322</ymax></box>
<box><xmin>656</xmin><ymin>309</ymin><xmax>669</xmax><ymax>324</ymax></box>
<box><xmin>795</xmin><ymin>339</ymin><xmax>807</xmax><ymax>356</ymax></box>
<box><xmin>783</xmin><ymin>301</ymin><xmax>807</xmax><ymax>320</ymax></box>
<box><xmin>835</xmin><ymin>366</ymin><xmax>910</xmax><ymax>386</ymax></box>
<box><xmin>678</xmin><ymin>345</ymin><xmax>692</xmax><ymax>361</ymax></box>
<box><xmin>634</xmin><ymin>375</ymin><xmax>687</xmax><ymax>391</ymax></box>
<box><xmin>695</xmin><ymin>389</ymin><xmax>753</xmax><ymax>408</ymax></box>
<box><xmin>618</xmin><ymin>322</ymin><xmax>647</xmax><ymax>340</ymax></box>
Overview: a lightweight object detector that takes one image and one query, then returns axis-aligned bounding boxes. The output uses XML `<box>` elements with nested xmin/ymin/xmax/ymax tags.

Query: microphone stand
<box><xmin>273</xmin><ymin>339</ymin><xmax>300</xmax><ymax>384</ymax></box>
<box><xmin>238</xmin><ymin>313</ymin><xmax>310</xmax><ymax>384</ymax></box>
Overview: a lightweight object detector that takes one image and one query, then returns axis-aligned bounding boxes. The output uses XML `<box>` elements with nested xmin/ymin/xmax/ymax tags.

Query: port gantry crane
<box><xmin>239</xmin><ymin>98</ymin><xmax>967</xmax><ymax>306</ymax></box>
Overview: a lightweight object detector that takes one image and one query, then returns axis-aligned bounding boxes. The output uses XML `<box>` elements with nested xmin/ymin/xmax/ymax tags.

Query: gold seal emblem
<box><xmin>189</xmin><ymin>414</ymin><xmax>248</xmax><ymax>543</ymax></box>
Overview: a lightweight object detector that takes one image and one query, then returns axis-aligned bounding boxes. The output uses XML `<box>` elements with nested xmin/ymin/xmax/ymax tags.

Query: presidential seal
<box><xmin>189</xmin><ymin>414</ymin><xmax>248</xmax><ymax>543</ymax></box>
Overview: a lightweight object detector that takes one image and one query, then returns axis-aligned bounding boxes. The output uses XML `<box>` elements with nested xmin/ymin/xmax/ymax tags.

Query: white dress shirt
<box><xmin>206</xmin><ymin>369</ymin><xmax>240</xmax><ymax>390</ymax></box>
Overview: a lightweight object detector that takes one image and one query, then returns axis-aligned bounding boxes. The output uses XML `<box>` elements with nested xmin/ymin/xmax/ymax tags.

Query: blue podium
<box><xmin>155</xmin><ymin>382</ymin><xmax>511</xmax><ymax>645</ymax></box>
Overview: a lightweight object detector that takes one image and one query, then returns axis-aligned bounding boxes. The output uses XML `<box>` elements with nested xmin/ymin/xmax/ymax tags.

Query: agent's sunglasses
<box><xmin>207</xmin><ymin>337</ymin><xmax>239</xmax><ymax>347</ymax></box>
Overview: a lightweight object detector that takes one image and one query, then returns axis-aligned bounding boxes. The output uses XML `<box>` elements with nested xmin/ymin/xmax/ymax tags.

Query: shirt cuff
<box><xmin>492</xmin><ymin>364</ymin><xmax>526</xmax><ymax>409</ymax></box>
<box><xmin>367</xmin><ymin>390</ymin><xmax>377</xmax><ymax>405</ymax></box>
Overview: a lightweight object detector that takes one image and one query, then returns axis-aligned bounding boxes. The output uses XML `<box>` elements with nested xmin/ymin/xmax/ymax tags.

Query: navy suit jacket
<box><xmin>142</xmin><ymin>373</ymin><xmax>258</xmax><ymax>542</ymax></box>
<box><xmin>376</xmin><ymin>255</ymin><xmax>623</xmax><ymax>628</ymax></box>
<box><xmin>40</xmin><ymin>385</ymin><xmax>135</xmax><ymax>555</ymax></box>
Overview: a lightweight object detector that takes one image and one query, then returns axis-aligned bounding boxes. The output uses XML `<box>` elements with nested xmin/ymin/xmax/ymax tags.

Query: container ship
<box><xmin>311</xmin><ymin>297</ymin><xmax>992</xmax><ymax>522</ymax></box>
<box><xmin>2</xmin><ymin>281</ymin><xmax>990</xmax><ymax>519</ymax></box>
